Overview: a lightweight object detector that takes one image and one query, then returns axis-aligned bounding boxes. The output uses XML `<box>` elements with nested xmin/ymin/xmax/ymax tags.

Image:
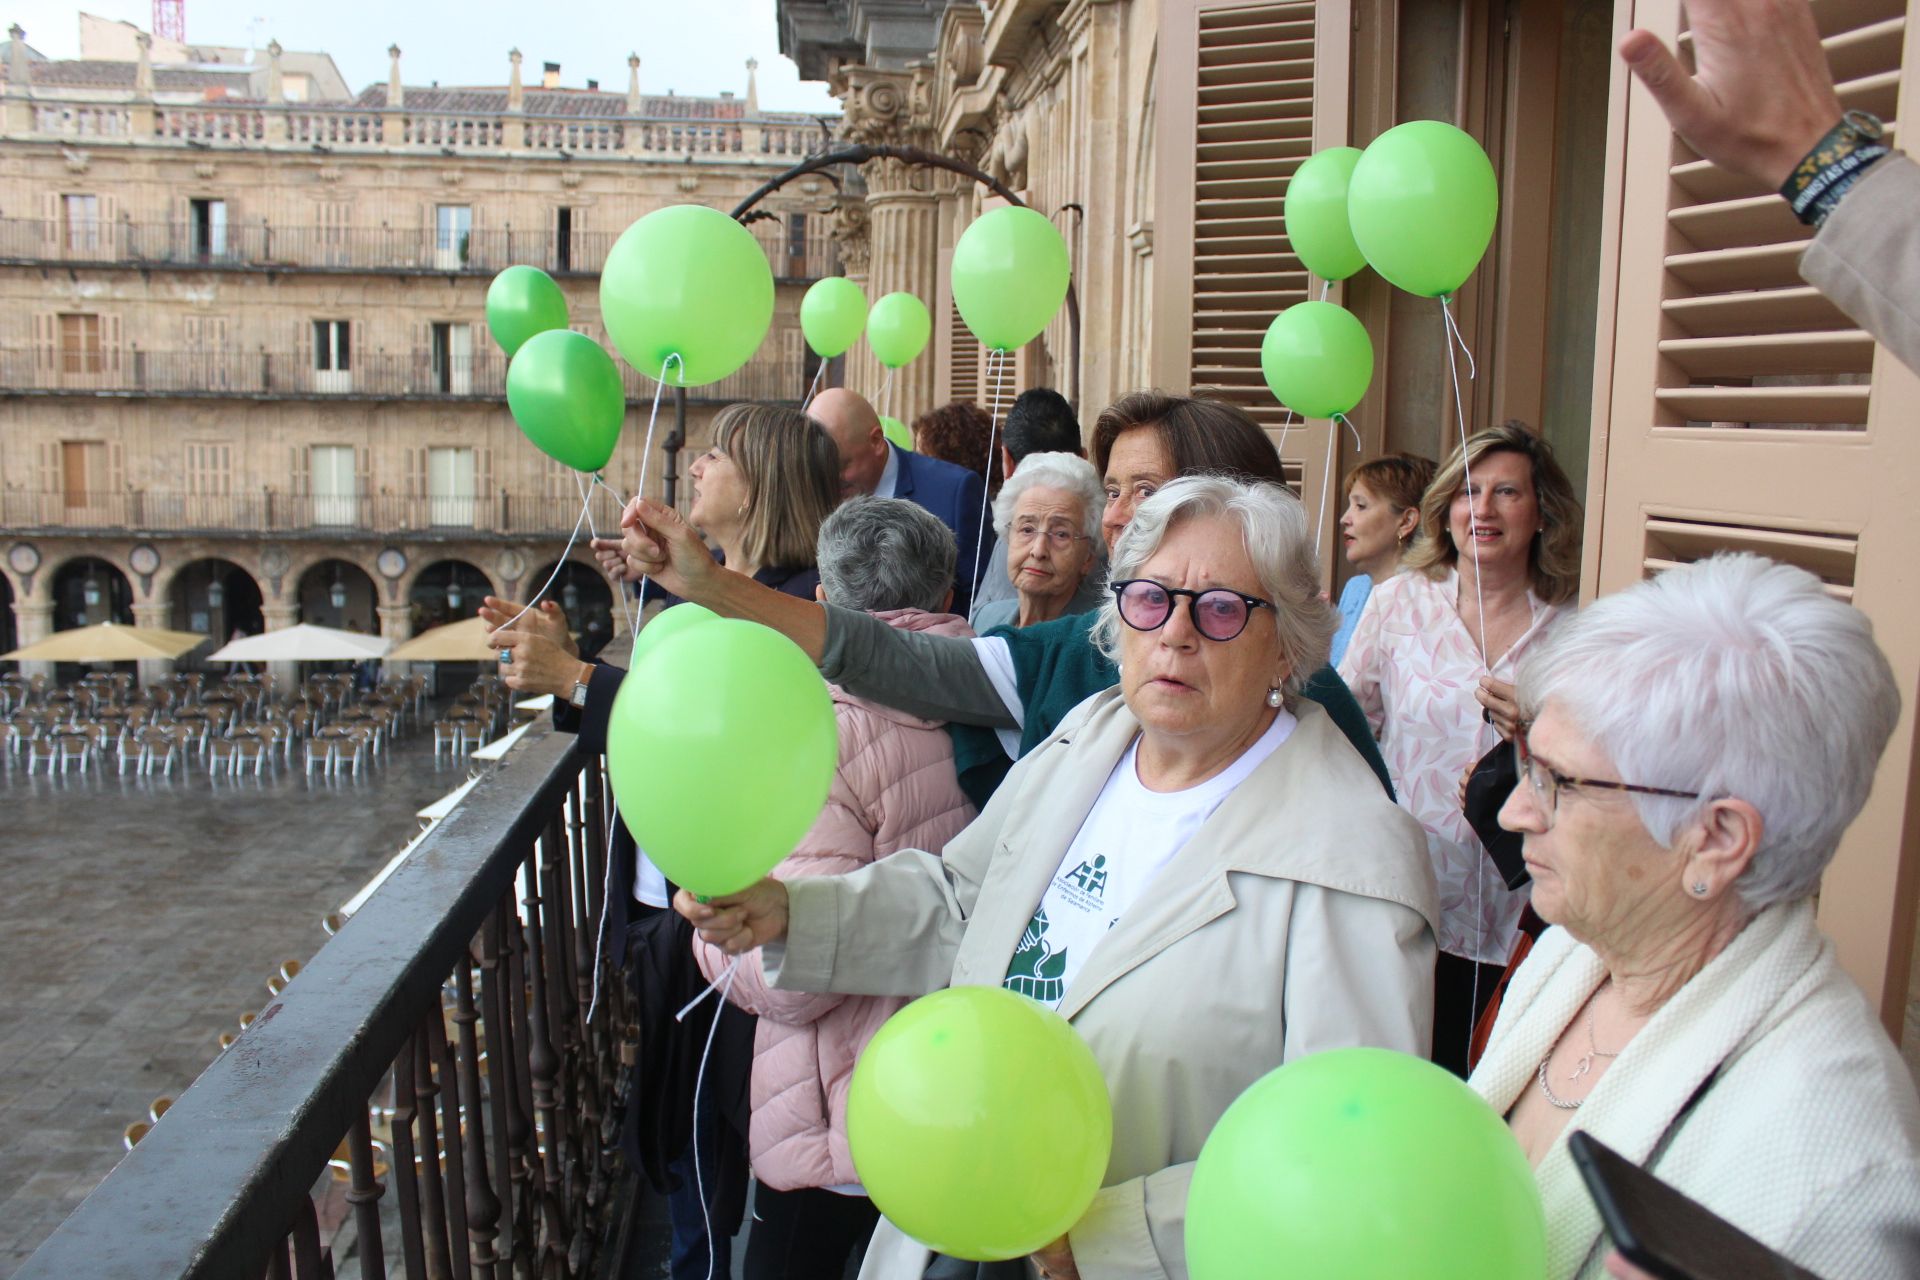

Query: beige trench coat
<box><xmin>764</xmin><ymin>686</ymin><xmax>1439</xmax><ymax>1280</ymax></box>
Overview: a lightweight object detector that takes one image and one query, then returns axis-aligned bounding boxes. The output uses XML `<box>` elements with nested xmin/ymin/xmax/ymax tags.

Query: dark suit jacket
<box><xmin>890</xmin><ymin>443</ymin><xmax>995</xmax><ymax>618</ymax></box>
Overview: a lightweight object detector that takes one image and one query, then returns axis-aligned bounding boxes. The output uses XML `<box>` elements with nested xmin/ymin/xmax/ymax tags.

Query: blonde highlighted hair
<box><xmin>711</xmin><ymin>403</ymin><xmax>841</xmax><ymax>571</ymax></box>
<box><xmin>1403</xmin><ymin>421</ymin><xmax>1583</xmax><ymax>605</ymax></box>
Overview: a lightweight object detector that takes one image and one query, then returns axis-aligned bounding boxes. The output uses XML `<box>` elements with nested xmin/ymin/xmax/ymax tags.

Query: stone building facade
<box><xmin>0</xmin><ymin>28</ymin><xmax>838</xmax><ymax>665</ymax></box>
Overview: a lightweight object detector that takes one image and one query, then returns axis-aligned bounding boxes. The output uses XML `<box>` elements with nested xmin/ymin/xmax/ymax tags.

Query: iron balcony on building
<box><xmin>0</xmin><ymin>489</ymin><xmax>621</xmax><ymax>540</ymax></box>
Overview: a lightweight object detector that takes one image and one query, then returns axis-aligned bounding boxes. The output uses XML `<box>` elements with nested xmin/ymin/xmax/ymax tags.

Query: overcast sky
<box><xmin>10</xmin><ymin>1</ymin><xmax>840</xmax><ymax>111</ymax></box>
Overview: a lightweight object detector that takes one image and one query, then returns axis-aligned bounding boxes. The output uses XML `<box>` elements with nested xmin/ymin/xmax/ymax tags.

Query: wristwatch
<box><xmin>1781</xmin><ymin>109</ymin><xmax>1889</xmax><ymax>227</ymax></box>
<box><xmin>569</xmin><ymin>664</ymin><xmax>594</xmax><ymax>708</ymax></box>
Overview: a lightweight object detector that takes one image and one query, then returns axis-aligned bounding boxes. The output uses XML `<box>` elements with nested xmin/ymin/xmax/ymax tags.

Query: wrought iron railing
<box><xmin>1</xmin><ymin>488</ymin><xmax>634</xmax><ymax>538</ymax></box>
<box><xmin>0</xmin><ymin>347</ymin><xmax>805</xmax><ymax>403</ymax></box>
<box><xmin>13</xmin><ymin>720</ymin><xmax>634</xmax><ymax>1279</ymax></box>
<box><xmin>0</xmin><ymin>216</ymin><xmax>839</xmax><ymax>279</ymax></box>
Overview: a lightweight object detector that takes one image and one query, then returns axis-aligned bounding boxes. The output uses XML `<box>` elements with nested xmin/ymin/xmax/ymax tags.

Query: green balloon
<box><xmin>630</xmin><ymin>602</ymin><xmax>719</xmax><ymax>665</ymax></box>
<box><xmin>801</xmin><ymin>277</ymin><xmax>868</xmax><ymax>359</ymax></box>
<box><xmin>486</xmin><ymin>265</ymin><xmax>569</xmax><ymax>358</ymax></box>
<box><xmin>600</xmin><ymin>205</ymin><xmax>775</xmax><ymax>387</ymax></box>
<box><xmin>605</xmin><ymin>619</ymin><xmax>836</xmax><ymax>897</ymax></box>
<box><xmin>848</xmin><ymin>987</ymin><xmax>1112</xmax><ymax>1260</ymax></box>
<box><xmin>867</xmin><ymin>292</ymin><xmax>931</xmax><ymax>369</ymax></box>
<box><xmin>1287</xmin><ymin>147</ymin><xmax>1367</xmax><ymax>282</ymax></box>
<box><xmin>504</xmin><ymin>329</ymin><xmax>627</xmax><ymax>472</ymax></box>
<box><xmin>1348</xmin><ymin>121</ymin><xmax>1498</xmax><ymax>298</ymax></box>
<box><xmin>1186</xmin><ymin>1048</ymin><xmax>1545</xmax><ymax>1280</ymax></box>
<box><xmin>880</xmin><ymin>415</ymin><xmax>913</xmax><ymax>452</ymax></box>
<box><xmin>950</xmin><ymin>205</ymin><xmax>1071</xmax><ymax>352</ymax></box>
<box><xmin>1260</xmin><ymin>301</ymin><xmax>1373</xmax><ymax>418</ymax></box>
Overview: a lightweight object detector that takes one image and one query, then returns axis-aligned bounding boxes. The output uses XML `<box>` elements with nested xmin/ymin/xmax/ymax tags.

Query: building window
<box><xmin>786</xmin><ymin>211</ymin><xmax>809</xmax><ymax>275</ymax></box>
<box><xmin>311</xmin><ymin>445</ymin><xmax>356</xmax><ymax>527</ymax></box>
<box><xmin>435</xmin><ymin>204</ymin><xmax>472</xmax><ymax>270</ymax></box>
<box><xmin>185</xmin><ymin>442</ymin><xmax>232</xmax><ymax>496</ymax></box>
<box><xmin>61</xmin><ymin>441</ymin><xmax>106</xmax><ymax>508</ymax></box>
<box><xmin>556</xmin><ymin>206</ymin><xmax>575</xmax><ymax>272</ymax></box>
<box><xmin>431</xmin><ymin>322</ymin><xmax>473</xmax><ymax>395</ymax></box>
<box><xmin>190</xmin><ymin>198</ymin><xmax>228</xmax><ymax>260</ymax></box>
<box><xmin>428</xmin><ymin>446</ymin><xmax>475</xmax><ymax>527</ymax></box>
<box><xmin>312</xmin><ymin>319</ymin><xmax>351</xmax><ymax>392</ymax></box>
<box><xmin>63</xmin><ymin>194</ymin><xmax>100</xmax><ymax>253</ymax></box>
<box><xmin>59</xmin><ymin>313</ymin><xmax>104</xmax><ymax>374</ymax></box>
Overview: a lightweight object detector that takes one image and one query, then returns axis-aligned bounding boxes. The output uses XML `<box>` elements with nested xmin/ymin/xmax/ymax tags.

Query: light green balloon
<box><xmin>504</xmin><ymin>329</ymin><xmax>626</xmax><ymax>472</ymax></box>
<box><xmin>880</xmin><ymin>416</ymin><xmax>913</xmax><ymax>452</ymax></box>
<box><xmin>1286</xmin><ymin>147</ymin><xmax>1367</xmax><ymax>282</ymax></box>
<box><xmin>949</xmin><ymin>205</ymin><xmax>1071</xmax><ymax>352</ymax></box>
<box><xmin>600</xmin><ymin>205</ymin><xmax>775</xmax><ymax>387</ymax></box>
<box><xmin>605</xmin><ymin>619</ymin><xmax>837</xmax><ymax>898</ymax></box>
<box><xmin>1260</xmin><ymin>301</ymin><xmax>1373</xmax><ymax>418</ymax></box>
<box><xmin>867</xmin><ymin>292</ymin><xmax>932</xmax><ymax>369</ymax></box>
<box><xmin>630</xmin><ymin>602</ymin><xmax>719</xmax><ymax>665</ymax></box>
<box><xmin>486</xmin><ymin>265</ymin><xmax>570</xmax><ymax>357</ymax></box>
<box><xmin>1348</xmin><ymin>121</ymin><xmax>1498</xmax><ymax>298</ymax></box>
<box><xmin>848</xmin><ymin>987</ymin><xmax>1113</xmax><ymax>1261</ymax></box>
<box><xmin>800</xmin><ymin>277</ymin><xmax>868</xmax><ymax>359</ymax></box>
<box><xmin>1186</xmin><ymin>1048</ymin><xmax>1546</xmax><ymax>1280</ymax></box>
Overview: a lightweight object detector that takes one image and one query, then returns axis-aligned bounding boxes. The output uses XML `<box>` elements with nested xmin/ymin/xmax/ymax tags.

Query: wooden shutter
<box><xmin>290</xmin><ymin>445</ymin><xmax>312</xmax><ymax>496</ymax></box>
<box><xmin>31</xmin><ymin>312</ymin><xmax>55</xmax><ymax>375</ymax></box>
<box><xmin>39</xmin><ymin>192</ymin><xmax>59</xmax><ymax>256</ymax></box>
<box><xmin>101</xmin><ymin>314</ymin><xmax>122</xmax><ymax>377</ymax></box>
<box><xmin>1587</xmin><ymin>0</ymin><xmax>1918</xmax><ymax>1027</ymax></box>
<box><xmin>1152</xmin><ymin>0</ymin><xmax>1351</xmax><ymax>582</ymax></box>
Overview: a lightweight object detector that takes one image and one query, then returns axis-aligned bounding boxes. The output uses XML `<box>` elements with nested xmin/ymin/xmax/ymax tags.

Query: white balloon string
<box><xmin>1319</xmin><ymin>279</ymin><xmax>1332</xmax><ymax>303</ymax></box>
<box><xmin>492</xmin><ymin>489</ymin><xmax>592</xmax><ymax>637</ymax></box>
<box><xmin>800</xmin><ymin>357</ymin><xmax>826</xmax><ymax>412</ymax></box>
<box><xmin>628</xmin><ymin>353</ymin><xmax>683</xmax><ymax>615</ymax></box>
<box><xmin>973</xmin><ymin>346</ymin><xmax>1007</xmax><ymax>605</ymax></box>
<box><xmin>677</xmin><ymin>957</ymin><xmax>741</xmax><ymax>1280</ymax></box>
<box><xmin>1314</xmin><ymin>412</ymin><xmax>1366</xmax><ymax>564</ymax></box>
<box><xmin>878</xmin><ymin>366</ymin><xmax>895</xmax><ymax>423</ymax></box>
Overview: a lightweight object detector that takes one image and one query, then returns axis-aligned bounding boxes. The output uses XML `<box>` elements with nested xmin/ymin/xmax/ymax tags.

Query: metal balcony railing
<box><xmin>0</xmin><ymin>217</ymin><xmax>839</xmax><ymax>280</ymax></box>
<box><xmin>0</xmin><ymin>489</ymin><xmax>621</xmax><ymax>538</ymax></box>
<box><xmin>12</xmin><ymin>720</ymin><xmax>637</xmax><ymax>1279</ymax></box>
<box><xmin>0</xmin><ymin>348</ymin><xmax>806</xmax><ymax>403</ymax></box>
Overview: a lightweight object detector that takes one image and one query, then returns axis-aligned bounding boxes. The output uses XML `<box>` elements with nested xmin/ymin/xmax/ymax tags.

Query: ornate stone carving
<box><xmin>831</xmin><ymin>196</ymin><xmax>871</xmax><ymax>275</ymax></box>
<box><xmin>833</xmin><ymin>65</ymin><xmax>938</xmax><ymax>195</ymax></box>
<box><xmin>193</xmin><ymin>160</ymin><xmax>215</xmax><ymax>180</ymax></box>
<box><xmin>677</xmin><ymin>174</ymin><xmax>699</xmax><ymax>193</ymax></box>
<box><xmin>560</xmin><ymin>169</ymin><xmax>582</xmax><ymax>188</ymax></box>
<box><xmin>61</xmin><ymin>148</ymin><xmax>89</xmax><ymax>174</ymax></box>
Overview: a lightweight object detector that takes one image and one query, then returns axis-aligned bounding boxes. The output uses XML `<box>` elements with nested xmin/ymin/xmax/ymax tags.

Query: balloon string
<box><xmin>1314</xmin><ymin>412</ymin><xmax>1366</xmax><ymax>563</ymax></box>
<box><xmin>677</xmin><ymin>958</ymin><xmax>741</xmax><ymax>1280</ymax></box>
<box><xmin>1442</xmin><ymin>293</ymin><xmax>1492</xmax><ymax>1047</ymax></box>
<box><xmin>492</xmin><ymin>487</ymin><xmax>593</xmax><ymax>637</ymax></box>
<box><xmin>1276</xmin><ymin>408</ymin><xmax>1297</xmax><ymax>490</ymax></box>
<box><xmin>800</xmin><ymin>358</ymin><xmax>827</xmax><ymax>412</ymax></box>
<box><xmin>878</xmin><ymin>366</ymin><xmax>895</xmax><ymax>423</ymax></box>
<box><xmin>629</xmin><ymin>354</ymin><xmax>684</xmax><ymax>614</ymax></box>
<box><xmin>972</xmin><ymin>346</ymin><xmax>1007</xmax><ymax>606</ymax></box>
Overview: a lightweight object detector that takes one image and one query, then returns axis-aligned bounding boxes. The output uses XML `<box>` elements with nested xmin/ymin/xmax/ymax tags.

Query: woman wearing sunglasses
<box><xmin>678</xmin><ymin>475</ymin><xmax>1437</xmax><ymax>1280</ymax></box>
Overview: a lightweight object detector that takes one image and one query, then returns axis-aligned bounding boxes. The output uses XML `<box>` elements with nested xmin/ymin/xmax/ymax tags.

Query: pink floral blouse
<box><xmin>1337</xmin><ymin>568</ymin><xmax>1569</xmax><ymax>965</ymax></box>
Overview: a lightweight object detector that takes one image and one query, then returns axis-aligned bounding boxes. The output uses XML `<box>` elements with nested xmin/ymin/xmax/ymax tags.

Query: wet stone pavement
<box><xmin>0</xmin><ymin>718</ymin><xmax>477</xmax><ymax>1278</ymax></box>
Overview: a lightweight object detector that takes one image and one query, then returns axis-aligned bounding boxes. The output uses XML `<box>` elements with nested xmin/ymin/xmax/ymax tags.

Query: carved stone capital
<box><xmin>831</xmin><ymin>196</ymin><xmax>871</xmax><ymax>275</ymax></box>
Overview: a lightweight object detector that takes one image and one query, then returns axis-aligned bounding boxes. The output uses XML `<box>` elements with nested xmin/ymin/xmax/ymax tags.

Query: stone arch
<box><xmin>295</xmin><ymin>558</ymin><xmax>379</xmax><ymax>632</ymax></box>
<box><xmin>530</xmin><ymin>555</ymin><xmax>620</xmax><ymax>649</ymax></box>
<box><xmin>167</xmin><ymin>558</ymin><xmax>266</xmax><ymax>654</ymax></box>
<box><xmin>407</xmin><ymin>558</ymin><xmax>496</xmax><ymax>633</ymax></box>
<box><xmin>49</xmin><ymin>555</ymin><xmax>134</xmax><ymax>630</ymax></box>
<box><xmin>0</xmin><ymin>570</ymin><xmax>15</xmax><ymax>656</ymax></box>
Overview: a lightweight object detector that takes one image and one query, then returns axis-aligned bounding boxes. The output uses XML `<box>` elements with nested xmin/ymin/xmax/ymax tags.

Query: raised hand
<box><xmin>479</xmin><ymin>595</ymin><xmax>577</xmax><ymax>657</ymax></box>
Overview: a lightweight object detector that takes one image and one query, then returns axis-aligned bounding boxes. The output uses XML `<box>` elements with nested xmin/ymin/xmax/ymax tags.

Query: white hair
<box><xmin>1516</xmin><ymin>553</ymin><xmax>1900</xmax><ymax>915</ymax></box>
<box><xmin>990</xmin><ymin>451</ymin><xmax>1105</xmax><ymax>541</ymax></box>
<box><xmin>816</xmin><ymin>496</ymin><xmax>956</xmax><ymax>613</ymax></box>
<box><xmin>1090</xmin><ymin>475</ymin><xmax>1336</xmax><ymax>699</ymax></box>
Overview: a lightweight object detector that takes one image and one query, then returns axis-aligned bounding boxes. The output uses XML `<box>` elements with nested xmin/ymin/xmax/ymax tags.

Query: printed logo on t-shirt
<box><xmin>1004</xmin><ymin>906</ymin><xmax>1068</xmax><ymax>1004</ymax></box>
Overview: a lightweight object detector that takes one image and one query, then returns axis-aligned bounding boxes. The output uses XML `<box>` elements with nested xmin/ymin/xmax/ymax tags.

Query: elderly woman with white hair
<box><xmin>971</xmin><ymin>451</ymin><xmax>1108</xmax><ymax>632</ymax></box>
<box><xmin>1470</xmin><ymin>553</ymin><xmax>1920</xmax><ymax>1279</ymax></box>
<box><xmin>679</xmin><ymin>475</ymin><xmax>1438</xmax><ymax>1280</ymax></box>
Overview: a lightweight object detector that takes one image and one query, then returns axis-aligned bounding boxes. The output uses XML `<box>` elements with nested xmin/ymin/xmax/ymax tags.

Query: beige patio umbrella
<box><xmin>206</xmin><ymin>623</ymin><xmax>391</xmax><ymax>663</ymax></box>
<box><xmin>386</xmin><ymin>615</ymin><xmax>500</xmax><ymax>662</ymax></box>
<box><xmin>2</xmin><ymin>621</ymin><xmax>209</xmax><ymax>662</ymax></box>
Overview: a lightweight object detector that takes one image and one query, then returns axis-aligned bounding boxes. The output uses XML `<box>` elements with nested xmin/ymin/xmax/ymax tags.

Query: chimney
<box><xmin>134</xmin><ymin>30</ymin><xmax>154</xmax><ymax>99</ymax></box>
<box><xmin>387</xmin><ymin>44</ymin><xmax>403</xmax><ymax>109</ymax></box>
<box><xmin>507</xmin><ymin>48</ymin><xmax>523</xmax><ymax>112</ymax></box>
<box><xmin>542</xmin><ymin>61</ymin><xmax>560</xmax><ymax>90</ymax></box>
<box><xmin>586</xmin><ymin>78</ymin><xmax>598</xmax><ymax>91</ymax></box>
<box><xmin>626</xmin><ymin>52</ymin><xmax>640</xmax><ymax>113</ymax></box>
<box><xmin>745</xmin><ymin>57</ymin><xmax>759</xmax><ymax>116</ymax></box>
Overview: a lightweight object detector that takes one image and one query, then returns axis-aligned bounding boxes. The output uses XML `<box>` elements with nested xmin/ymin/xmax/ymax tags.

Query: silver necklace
<box><xmin>1536</xmin><ymin>985</ymin><xmax>1620</xmax><ymax>1110</ymax></box>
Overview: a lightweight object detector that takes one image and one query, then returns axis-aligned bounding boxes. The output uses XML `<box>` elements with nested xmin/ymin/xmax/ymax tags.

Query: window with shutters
<box><xmin>312</xmin><ymin>319</ymin><xmax>352</xmax><ymax>392</ymax></box>
<box><xmin>311</xmin><ymin>444</ymin><xmax>356</xmax><ymax>527</ymax></box>
<box><xmin>948</xmin><ymin>297</ymin><xmax>982</xmax><ymax>406</ymax></box>
<box><xmin>435</xmin><ymin>204</ymin><xmax>472</xmax><ymax>271</ymax></box>
<box><xmin>317</xmin><ymin>201</ymin><xmax>352</xmax><ymax>268</ymax></box>
<box><xmin>61</xmin><ymin>441</ymin><xmax>106</xmax><ymax>508</ymax></box>
<box><xmin>185</xmin><ymin>442</ymin><xmax>233</xmax><ymax>497</ymax></box>
<box><xmin>59</xmin><ymin>313</ymin><xmax>103</xmax><ymax>375</ymax></box>
<box><xmin>428</xmin><ymin>446</ymin><xmax>476</xmax><ymax>527</ymax></box>
<box><xmin>63</xmin><ymin>194</ymin><xmax>100</xmax><ymax>254</ymax></box>
<box><xmin>1587</xmin><ymin>0</ymin><xmax>1917</xmax><ymax>1030</ymax></box>
<box><xmin>431</xmin><ymin>321</ymin><xmax>474</xmax><ymax>395</ymax></box>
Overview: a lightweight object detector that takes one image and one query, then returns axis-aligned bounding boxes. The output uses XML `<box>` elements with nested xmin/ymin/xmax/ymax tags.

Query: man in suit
<box><xmin>810</xmin><ymin>387</ymin><xmax>994</xmax><ymax>617</ymax></box>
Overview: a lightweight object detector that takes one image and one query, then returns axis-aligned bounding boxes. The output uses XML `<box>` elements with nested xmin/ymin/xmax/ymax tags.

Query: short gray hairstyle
<box><xmin>815</xmin><ymin>495</ymin><xmax>957</xmax><ymax>613</ymax></box>
<box><xmin>1516</xmin><ymin>553</ymin><xmax>1901</xmax><ymax>915</ymax></box>
<box><xmin>991</xmin><ymin>451</ymin><xmax>1105</xmax><ymax>541</ymax></box>
<box><xmin>1090</xmin><ymin>475</ymin><xmax>1336</xmax><ymax>700</ymax></box>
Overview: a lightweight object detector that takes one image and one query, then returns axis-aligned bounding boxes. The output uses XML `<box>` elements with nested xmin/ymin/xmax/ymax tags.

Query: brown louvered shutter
<box><xmin>1153</xmin><ymin>0</ymin><xmax>1350</xmax><ymax>578</ymax></box>
<box><xmin>1587</xmin><ymin>0</ymin><xmax>1918</xmax><ymax>1028</ymax></box>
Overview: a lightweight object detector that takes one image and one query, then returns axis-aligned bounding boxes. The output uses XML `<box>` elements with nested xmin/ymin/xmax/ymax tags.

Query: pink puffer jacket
<box><xmin>693</xmin><ymin>608</ymin><xmax>977</xmax><ymax>1192</ymax></box>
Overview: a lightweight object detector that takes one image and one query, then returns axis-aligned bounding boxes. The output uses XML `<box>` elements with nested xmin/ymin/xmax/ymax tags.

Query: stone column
<box><xmin>130</xmin><ymin>602</ymin><xmax>173</xmax><ymax>688</ymax></box>
<box><xmin>265</xmin><ymin>39</ymin><xmax>288</xmax><ymax>143</ymax></box>
<box><xmin>381</xmin><ymin>45</ymin><xmax>404</xmax><ymax>144</ymax></box>
<box><xmin>13</xmin><ymin>596</ymin><xmax>52</xmax><ymax>685</ymax></box>
<box><xmin>261</xmin><ymin>601</ymin><xmax>300</xmax><ymax>696</ymax></box>
<box><xmin>377</xmin><ymin>603</ymin><xmax>414</xmax><ymax>680</ymax></box>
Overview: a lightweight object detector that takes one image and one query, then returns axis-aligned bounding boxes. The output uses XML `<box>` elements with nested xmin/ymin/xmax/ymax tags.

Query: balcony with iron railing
<box><xmin>12</xmin><ymin>715</ymin><xmax>640</xmax><ymax>1279</ymax></box>
<box><xmin>0</xmin><ymin>488</ymin><xmax>632</xmax><ymax>540</ymax></box>
<box><xmin>0</xmin><ymin>216</ymin><xmax>839</xmax><ymax>279</ymax></box>
<box><xmin>0</xmin><ymin>347</ymin><xmax>805</xmax><ymax>403</ymax></box>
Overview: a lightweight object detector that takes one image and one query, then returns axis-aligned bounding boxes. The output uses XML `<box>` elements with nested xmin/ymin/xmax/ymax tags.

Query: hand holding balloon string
<box><xmin>675</xmin><ymin>879</ymin><xmax>791</xmax><ymax>955</ymax></box>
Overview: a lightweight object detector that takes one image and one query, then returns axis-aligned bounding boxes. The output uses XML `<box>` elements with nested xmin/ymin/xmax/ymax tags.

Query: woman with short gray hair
<box><xmin>1471</xmin><ymin>553</ymin><xmax>1920</xmax><ymax>1279</ymax></box>
<box><xmin>679</xmin><ymin>475</ymin><xmax>1437</xmax><ymax>1280</ymax></box>
<box><xmin>974</xmin><ymin>452</ymin><xmax>1107</xmax><ymax>632</ymax></box>
<box><xmin>816</xmin><ymin>496</ymin><xmax>958</xmax><ymax>616</ymax></box>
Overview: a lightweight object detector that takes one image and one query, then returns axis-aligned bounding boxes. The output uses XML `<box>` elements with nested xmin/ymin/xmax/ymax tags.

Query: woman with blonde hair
<box><xmin>1339</xmin><ymin>420</ymin><xmax>1583</xmax><ymax>1074</ymax></box>
<box><xmin>1330</xmin><ymin>451</ymin><xmax>1438</xmax><ymax>665</ymax></box>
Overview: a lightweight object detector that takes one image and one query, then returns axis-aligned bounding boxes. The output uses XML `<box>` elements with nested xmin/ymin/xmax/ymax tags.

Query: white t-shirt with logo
<box><xmin>1003</xmin><ymin>709</ymin><xmax>1296</xmax><ymax>1008</ymax></box>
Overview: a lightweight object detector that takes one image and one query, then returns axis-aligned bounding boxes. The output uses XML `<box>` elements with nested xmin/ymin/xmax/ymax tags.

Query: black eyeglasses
<box><xmin>1110</xmin><ymin>579</ymin><xmax>1275</xmax><ymax>642</ymax></box>
<box><xmin>1513</xmin><ymin>720</ymin><xmax>1702</xmax><ymax>829</ymax></box>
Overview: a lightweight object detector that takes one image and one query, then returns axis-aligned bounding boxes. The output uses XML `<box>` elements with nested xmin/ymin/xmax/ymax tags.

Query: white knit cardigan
<box><xmin>1470</xmin><ymin>899</ymin><xmax>1920</xmax><ymax>1279</ymax></box>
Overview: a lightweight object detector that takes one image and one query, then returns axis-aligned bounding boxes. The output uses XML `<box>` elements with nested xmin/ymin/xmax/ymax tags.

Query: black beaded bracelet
<box><xmin>1780</xmin><ymin>110</ymin><xmax>1890</xmax><ymax>227</ymax></box>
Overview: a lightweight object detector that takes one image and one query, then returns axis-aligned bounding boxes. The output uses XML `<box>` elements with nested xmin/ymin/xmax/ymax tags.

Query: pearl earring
<box><xmin>1692</xmin><ymin>882</ymin><xmax>1709</xmax><ymax>896</ymax></box>
<box><xmin>1266</xmin><ymin>687</ymin><xmax>1283</xmax><ymax>708</ymax></box>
